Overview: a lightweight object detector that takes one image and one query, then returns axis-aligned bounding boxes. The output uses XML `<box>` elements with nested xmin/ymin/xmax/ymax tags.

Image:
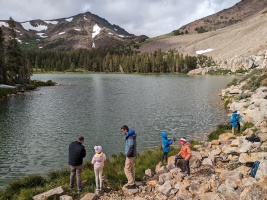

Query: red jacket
<box><xmin>178</xmin><ymin>142</ymin><xmax>192</xmax><ymax>161</ymax></box>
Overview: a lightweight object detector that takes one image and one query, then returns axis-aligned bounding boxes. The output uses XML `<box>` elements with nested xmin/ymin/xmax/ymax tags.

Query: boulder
<box><xmin>33</xmin><ymin>186</ymin><xmax>64</xmax><ymax>200</ymax></box>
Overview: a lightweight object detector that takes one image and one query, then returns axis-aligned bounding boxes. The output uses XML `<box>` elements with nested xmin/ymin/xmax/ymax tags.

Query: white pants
<box><xmin>94</xmin><ymin>168</ymin><xmax>103</xmax><ymax>189</ymax></box>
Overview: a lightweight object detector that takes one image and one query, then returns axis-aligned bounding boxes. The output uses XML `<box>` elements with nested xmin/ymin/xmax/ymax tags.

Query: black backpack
<box><xmin>246</xmin><ymin>134</ymin><xmax>260</xmax><ymax>143</ymax></box>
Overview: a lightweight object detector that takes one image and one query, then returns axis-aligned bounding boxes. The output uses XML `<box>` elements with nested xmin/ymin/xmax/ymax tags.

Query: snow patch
<box><xmin>0</xmin><ymin>22</ymin><xmax>9</xmax><ymax>27</ymax></box>
<box><xmin>36</xmin><ymin>33</ymin><xmax>48</xmax><ymax>38</ymax></box>
<box><xmin>84</xmin><ymin>15</ymin><xmax>88</xmax><ymax>20</ymax></box>
<box><xmin>44</xmin><ymin>20</ymin><xmax>58</xmax><ymax>25</ymax></box>
<box><xmin>15</xmin><ymin>29</ymin><xmax>20</xmax><ymax>33</ymax></box>
<box><xmin>108</xmin><ymin>32</ymin><xmax>113</xmax><ymax>35</ymax></box>
<box><xmin>16</xmin><ymin>38</ymin><xmax>22</xmax><ymax>43</ymax></box>
<box><xmin>74</xmin><ymin>28</ymin><xmax>81</xmax><ymax>31</ymax></box>
<box><xmin>118</xmin><ymin>35</ymin><xmax>125</xmax><ymax>38</ymax></box>
<box><xmin>92</xmin><ymin>24</ymin><xmax>101</xmax><ymax>38</ymax></box>
<box><xmin>65</xmin><ymin>17</ymin><xmax>73</xmax><ymax>22</ymax></box>
<box><xmin>59</xmin><ymin>31</ymin><xmax>65</xmax><ymax>35</ymax></box>
<box><xmin>39</xmin><ymin>46</ymin><xmax>43</xmax><ymax>49</ymax></box>
<box><xmin>114</xmin><ymin>28</ymin><xmax>118</xmax><ymax>31</ymax></box>
<box><xmin>196</xmin><ymin>48</ymin><xmax>214</xmax><ymax>54</ymax></box>
<box><xmin>21</xmin><ymin>22</ymin><xmax>48</xmax><ymax>31</ymax></box>
<box><xmin>92</xmin><ymin>42</ymin><xmax>95</xmax><ymax>48</ymax></box>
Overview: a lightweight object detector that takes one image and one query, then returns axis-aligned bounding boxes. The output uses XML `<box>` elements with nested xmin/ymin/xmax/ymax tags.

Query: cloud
<box><xmin>0</xmin><ymin>0</ymin><xmax>240</xmax><ymax>37</ymax></box>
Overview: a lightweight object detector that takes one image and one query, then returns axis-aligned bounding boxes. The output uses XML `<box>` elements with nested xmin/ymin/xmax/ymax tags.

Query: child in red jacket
<box><xmin>174</xmin><ymin>137</ymin><xmax>192</xmax><ymax>176</ymax></box>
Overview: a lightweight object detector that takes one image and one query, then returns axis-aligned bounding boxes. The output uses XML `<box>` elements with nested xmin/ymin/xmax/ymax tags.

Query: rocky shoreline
<box><xmin>32</xmin><ymin>69</ymin><xmax>267</xmax><ymax>199</ymax></box>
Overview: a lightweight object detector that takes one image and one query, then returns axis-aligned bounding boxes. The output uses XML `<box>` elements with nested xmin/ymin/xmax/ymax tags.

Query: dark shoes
<box><xmin>77</xmin><ymin>188</ymin><xmax>83</xmax><ymax>193</ymax></box>
<box><xmin>126</xmin><ymin>184</ymin><xmax>137</xmax><ymax>189</ymax></box>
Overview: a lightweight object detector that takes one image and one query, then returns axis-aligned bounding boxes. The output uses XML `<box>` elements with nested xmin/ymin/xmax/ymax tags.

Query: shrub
<box><xmin>224</xmin><ymin>99</ymin><xmax>232</xmax><ymax>109</ymax></box>
<box><xmin>242</xmin><ymin>122</ymin><xmax>254</xmax><ymax>132</ymax></box>
<box><xmin>237</xmin><ymin>93</ymin><xmax>251</xmax><ymax>100</ymax></box>
<box><xmin>226</xmin><ymin>78</ymin><xmax>238</xmax><ymax>88</ymax></box>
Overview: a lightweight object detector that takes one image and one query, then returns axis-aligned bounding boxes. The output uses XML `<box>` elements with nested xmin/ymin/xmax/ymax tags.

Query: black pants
<box><xmin>237</xmin><ymin>122</ymin><xmax>240</xmax><ymax>132</ymax></box>
<box><xmin>161</xmin><ymin>152</ymin><xmax>168</xmax><ymax>163</ymax></box>
<box><xmin>175</xmin><ymin>155</ymin><xmax>190</xmax><ymax>176</ymax></box>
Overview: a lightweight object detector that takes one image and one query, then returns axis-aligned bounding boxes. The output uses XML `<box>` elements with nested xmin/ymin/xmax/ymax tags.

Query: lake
<box><xmin>0</xmin><ymin>74</ymin><xmax>234</xmax><ymax>188</ymax></box>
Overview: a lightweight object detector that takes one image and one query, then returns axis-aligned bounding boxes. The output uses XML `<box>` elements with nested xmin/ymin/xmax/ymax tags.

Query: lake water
<box><xmin>0</xmin><ymin>74</ymin><xmax>234</xmax><ymax>188</ymax></box>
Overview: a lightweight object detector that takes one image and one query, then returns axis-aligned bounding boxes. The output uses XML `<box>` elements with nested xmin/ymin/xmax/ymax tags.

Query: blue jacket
<box><xmin>230</xmin><ymin>113</ymin><xmax>238</xmax><ymax>127</ymax></box>
<box><xmin>161</xmin><ymin>132</ymin><xmax>173</xmax><ymax>153</ymax></box>
<box><xmin>125</xmin><ymin>129</ymin><xmax>137</xmax><ymax>157</ymax></box>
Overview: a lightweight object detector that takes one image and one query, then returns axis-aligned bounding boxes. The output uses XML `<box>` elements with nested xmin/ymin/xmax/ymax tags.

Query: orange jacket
<box><xmin>178</xmin><ymin>143</ymin><xmax>192</xmax><ymax>161</ymax></box>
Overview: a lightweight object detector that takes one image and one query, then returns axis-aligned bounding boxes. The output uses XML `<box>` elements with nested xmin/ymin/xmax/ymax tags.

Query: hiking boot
<box><xmin>77</xmin><ymin>188</ymin><xmax>83</xmax><ymax>193</ymax></box>
<box><xmin>126</xmin><ymin>184</ymin><xmax>137</xmax><ymax>189</ymax></box>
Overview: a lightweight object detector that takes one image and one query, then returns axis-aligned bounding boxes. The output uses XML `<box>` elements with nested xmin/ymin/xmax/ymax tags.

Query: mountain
<box><xmin>139</xmin><ymin>0</ymin><xmax>267</xmax><ymax>62</ymax></box>
<box><xmin>0</xmin><ymin>12</ymin><xmax>148</xmax><ymax>50</ymax></box>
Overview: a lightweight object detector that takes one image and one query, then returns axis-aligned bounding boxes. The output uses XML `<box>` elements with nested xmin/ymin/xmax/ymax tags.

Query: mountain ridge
<box><xmin>0</xmin><ymin>11</ymin><xmax>148</xmax><ymax>50</ymax></box>
<box><xmin>139</xmin><ymin>0</ymin><xmax>267</xmax><ymax>62</ymax></box>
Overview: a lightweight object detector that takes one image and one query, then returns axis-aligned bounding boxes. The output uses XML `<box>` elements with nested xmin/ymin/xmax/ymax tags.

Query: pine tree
<box><xmin>5</xmin><ymin>17</ymin><xmax>24</xmax><ymax>84</ymax></box>
<box><xmin>0</xmin><ymin>27</ymin><xmax>7</xmax><ymax>84</ymax></box>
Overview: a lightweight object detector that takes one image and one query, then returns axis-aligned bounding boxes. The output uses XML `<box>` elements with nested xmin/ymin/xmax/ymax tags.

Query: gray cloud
<box><xmin>0</xmin><ymin>0</ymin><xmax>240</xmax><ymax>37</ymax></box>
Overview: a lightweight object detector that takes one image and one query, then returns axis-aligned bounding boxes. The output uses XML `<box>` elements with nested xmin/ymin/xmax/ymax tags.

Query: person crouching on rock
<box><xmin>174</xmin><ymin>137</ymin><xmax>192</xmax><ymax>177</ymax></box>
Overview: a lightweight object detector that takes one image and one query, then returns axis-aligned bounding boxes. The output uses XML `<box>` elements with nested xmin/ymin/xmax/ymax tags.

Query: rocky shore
<box><xmin>188</xmin><ymin>50</ymin><xmax>267</xmax><ymax>75</ymax></box>
<box><xmin>32</xmin><ymin>69</ymin><xmax>267</xmax><ymax>199</ymax></box>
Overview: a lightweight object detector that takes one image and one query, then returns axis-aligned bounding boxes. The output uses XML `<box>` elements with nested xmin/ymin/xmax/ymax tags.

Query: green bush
<box><xmin>237</xmin><ymin>93</ymin><xmax>251</xmax><ymax>100</ymax></box>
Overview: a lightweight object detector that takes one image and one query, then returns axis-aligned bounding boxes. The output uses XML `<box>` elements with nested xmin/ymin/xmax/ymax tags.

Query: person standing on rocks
<box><xmin>161</xmin><ymin>132</ymin><xmax>175</xmax><ymax>164</ymax></box>
<box><xmin>121</xmin><ymin>125</ymin><xmax>137</xmax><ymax>189</ymax></box>
<box><xmin>236</xmin><ymin>110</ymin><xmax>242</xmax><ymax>133</ymax></box>
<box><xmin>174</xmin><ymin>137</ymin><xmax>192</xmax><ymax>177</ymax></box>
<box><xmin>91</xmin><ymin>145</ymin><xmax>106</xmax><ymax>191</ymax></box>
<box><xmin>230</xmin><ymin>111</ymin><xmax>238</xmax><ymax>134</ymax></box>
<box><xmin>68</xmin><ymin>136</ymin><xmax>86</xmax><ymax>193</ymax></box>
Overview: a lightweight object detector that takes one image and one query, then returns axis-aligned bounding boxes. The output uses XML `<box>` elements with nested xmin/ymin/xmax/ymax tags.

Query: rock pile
<box><xmin>187</xmin><ymin>50</ymin><xmax>267</xmax><ymax>75</ymax></box>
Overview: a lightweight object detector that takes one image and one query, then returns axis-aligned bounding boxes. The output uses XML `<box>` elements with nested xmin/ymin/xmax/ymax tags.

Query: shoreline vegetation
<box><xmin>0</xmin><ymin>80</ymin><xmax>57</xmax><ymax>98</ymax></box>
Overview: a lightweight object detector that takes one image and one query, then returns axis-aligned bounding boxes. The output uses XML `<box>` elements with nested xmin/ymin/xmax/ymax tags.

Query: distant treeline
<box><xmin>27</xmin><ymin>48</ymin><xmax>215</xmax><ymax>73</ymax></box>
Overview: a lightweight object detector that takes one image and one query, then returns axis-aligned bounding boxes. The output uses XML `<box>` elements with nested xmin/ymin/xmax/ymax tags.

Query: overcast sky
<box><xmin>0</xmin><ymin>0</ymin><xmax>241</xmax><ymax>37</ymax></box>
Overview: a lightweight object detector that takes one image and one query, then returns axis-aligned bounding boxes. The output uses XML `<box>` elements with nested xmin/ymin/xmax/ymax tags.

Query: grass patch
<box><xmin>208</xmin><ymin>69</ymin><xmax>231</xmax><ymax>75</ymax></box>
<box><xmin>0</xmin><ymin>147</ymin><xmax>180</xmax><ymax>199</ymax></box>
<box><xmin>208</xmin><ymin>124</ymin><xmax>232</xmax><ymax>141</ymax></box>
<box><xmin>224</xmin><ymin>99</ymin><xmax>232</xmax><ymax>109</ymax></box>
<box><xmin>226</xmin><ymin>78</ymin><xmax>238</xmax><ymax>88</ymax></box>
<box><xmin>237</xmin><ymin>93</ymin><xmax>251</xmax><ymax>100</ymax></box>
<box><xmin>229</xmin><ymin>163</ymin><xmax>241</xmax><ymax>170</ymax></box>
<box><xmin>189</xmin><ymin>140</ymin><xmax>203</xmax><ymax>151</ymax></box>
<box><xmin>31</xmin><ymin>80</ymin><xmax>56</xmax><ymax>87</ymax></box>
<box><xmin>0</xmin><ymin>87</ymin><xmax>17</xmax><ymax>98</ymax></box>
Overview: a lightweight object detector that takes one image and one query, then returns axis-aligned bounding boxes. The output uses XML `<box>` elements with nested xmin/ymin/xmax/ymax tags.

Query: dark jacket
<box><xmin>69</xmin><ymin>141</ymin><xmax>86</xmax><ymax>166</ymax></box>
<box><xmin>125</xmin><ymin>129</ymin><xmax>137</xmax><ymax>157</ymax></box>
